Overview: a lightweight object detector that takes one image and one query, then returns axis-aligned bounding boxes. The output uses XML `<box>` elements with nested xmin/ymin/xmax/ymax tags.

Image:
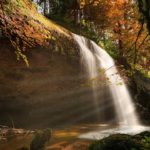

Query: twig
<box><xmin>105</xmin><ymin>65</ymin><xmax>114</xmax><ymax>72</ymax></box>
<box><xmin>138</xmin><ymin>33</ymin><xmax>149</xmax><ymax>49</ymax></box>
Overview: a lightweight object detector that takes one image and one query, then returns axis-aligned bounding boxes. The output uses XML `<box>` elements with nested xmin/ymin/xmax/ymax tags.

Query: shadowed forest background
<box><xmin>0</xmin><ymin>0</ymin><xmax>150</xmax><ymax>150</ymax></box>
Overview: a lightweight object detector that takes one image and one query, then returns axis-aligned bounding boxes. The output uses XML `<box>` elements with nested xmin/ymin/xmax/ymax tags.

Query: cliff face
<box><xmin>0</xmin><ymin>40</ymin><xmax>96</xmax><ymax>128</ymax></box>
<box><xmin>0</xmin><ymin>0</ymin><xmax>79</xmax><ymax>66</ymax></box>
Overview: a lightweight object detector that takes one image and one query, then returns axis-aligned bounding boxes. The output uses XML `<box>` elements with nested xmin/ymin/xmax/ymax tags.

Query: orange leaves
<box><xmin>106</xmin><ymin>0</ymin><xmax>125</xmax><ymax>21</ymax></box>
<box><xmin>80</xmin><ymin>0</ymin><xmax>150</xmax><ymax>72</ymax></box>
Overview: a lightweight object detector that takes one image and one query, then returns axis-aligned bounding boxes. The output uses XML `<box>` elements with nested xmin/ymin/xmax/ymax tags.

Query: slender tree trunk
<box><xmin>117</xmin><ymin>22</ymin><xmax>123</xmax><ymax>57</ymax></box>
<box><xmin>48</xmin><ymin>0</ymin><xmax>51</xmax><ymax>15</ymax></box>
<box><xmin>73</xmin><ymin>0</ymin><xmax>80</xmax><ymax>24</ymax></box>
<box><xmin>138</xmin><ymin>0</ymin><xmax>150</xmax><ymax>34</ymax></box>
<box><xmin>44</xmin><ymin>0</ymin><xmax>47</xmax><ymax>16</ymax></box>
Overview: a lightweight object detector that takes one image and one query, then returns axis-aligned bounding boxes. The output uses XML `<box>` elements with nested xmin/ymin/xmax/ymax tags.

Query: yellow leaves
<box><xmin>51</xmin><ymin>36</ymin><xmax>56</xmax><ymax>41</ymax></box>
<box><xmin>15</xmin><ymin>47</ymin><xmax>29</xmax><ymax>67</ymax></box>
<box><xmin>148</xmin><ymin>71</ymin><xmax>150</xmax><ymax>77</ymax></box>
<box><xmin>10</xmin><ymin>38</ymin><xmax>29</xmax><ymax>67</ymax></box>
<box><xmin>116</xmin><ymin>82</ymin><xmax>123</xmax><ymax>86</ymax></box>
<box><xmin>107</xmin><ymin>0</ymin><xmax>125</xmax><ymax>19</ymax></box>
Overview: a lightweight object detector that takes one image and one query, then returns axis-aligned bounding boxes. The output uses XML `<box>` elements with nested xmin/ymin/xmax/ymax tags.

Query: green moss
<box><xmin>89</xmin><ymin>132</ymin><xmax>150</xmax><ymax>150</ymax></box>
<box><xmin>134</xmin><ymin>64</ymin><xmax>150</xmax><ymax>78</ymax></box>
<box><xmin>30</xmin><ymin>128</ymin><xmax>52</xmax><ymax>150</ymax></box>
<box><xmin>89</xmin><ymin>134</ymin><xmax>141</xmax><ymax>150</ymax></box>
<box><xmin>16</xmin><ymin>0</ymin><xmax>25</xmax><ymax>8</ymax></box>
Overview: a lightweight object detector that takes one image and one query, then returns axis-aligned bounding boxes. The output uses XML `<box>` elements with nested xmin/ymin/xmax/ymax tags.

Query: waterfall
<box><xmin>72</xmin><ymin>33</ymin><xmax>140</xmax><ymax>127</ymax></box>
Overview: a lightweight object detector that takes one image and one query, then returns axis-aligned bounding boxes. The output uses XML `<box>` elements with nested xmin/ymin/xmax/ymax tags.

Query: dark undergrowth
<box><xmin>89</xmin><ymin>131</ymin><xmax>150</xmax><ymax>150</ymax></box>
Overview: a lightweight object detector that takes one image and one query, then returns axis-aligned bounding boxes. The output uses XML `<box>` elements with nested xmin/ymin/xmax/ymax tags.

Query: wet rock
<box><xmin>0</xmin><ymin>126</ymin><xmax>33</xmax><ymax>142</ymax></box>
<box><xmin>30</xmin><ymin>128</ymin><xmax>51</xmax><ymax>150</ymax></box>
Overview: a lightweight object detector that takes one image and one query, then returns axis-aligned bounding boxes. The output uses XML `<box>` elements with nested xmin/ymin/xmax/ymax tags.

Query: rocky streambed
<box><xmin>0</xmin><ymin>125</ymin><xmax>33</xmax><ymax>142</ymax></box>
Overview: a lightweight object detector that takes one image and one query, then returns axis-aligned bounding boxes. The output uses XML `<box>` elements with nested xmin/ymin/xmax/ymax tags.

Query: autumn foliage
<box><xmin>0</xmin><ymin>0</ymin><xmax>78</xmax><ymax>66</ymax></box>
<box><xmin>79</xmin><ymin>0</ymin><xmax>150</xmax><ymax>76</ymax></box>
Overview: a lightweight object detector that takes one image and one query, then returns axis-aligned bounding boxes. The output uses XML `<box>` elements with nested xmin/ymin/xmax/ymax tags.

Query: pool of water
<box><xmin>0</xmin><ymin>123</ymin><xmax>150</xmax><ymax>150</ymax></box>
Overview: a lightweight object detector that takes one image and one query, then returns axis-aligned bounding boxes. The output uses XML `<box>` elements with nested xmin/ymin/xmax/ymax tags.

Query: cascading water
<box><xmin>90</xmin><ymin>41</ymin><xmax>139</xmax><ymax>126</ymax></box>
<box><xmin>73</xmin><ymin>33</ymin><xmax>139</xmax><ymax>126</ymax></box>
<box><xmin>72</xmin><ymin>33</ymin><xmax>140</xmax><ymax>128</ymax></box>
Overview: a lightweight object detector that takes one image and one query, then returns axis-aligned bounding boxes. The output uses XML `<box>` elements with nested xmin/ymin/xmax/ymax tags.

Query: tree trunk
<box><xmin>44</xmin><ymin>0</ymin><xmax>47</xmax><ymax>16</ymax></box>
<box><xmin>117</xmin><ymin>22</ymin><xmax>123</xmax><ymax>57</ymax></box>
<box><xmin>48</xmin><ymin>0</ymin><xmax>51</xmax><ymax>15</ymax></box>
<box><xmin>138</xmin><ymin>0</ymin><xmax>150</xmax><ymax>34</ymax></box>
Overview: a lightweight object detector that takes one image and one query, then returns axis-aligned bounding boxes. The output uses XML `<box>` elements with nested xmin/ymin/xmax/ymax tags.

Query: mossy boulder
<box><xmin>30</xmin><ymin>128</ymin><xmax>51</xmax><ymax>150</ymax></box>
<box><xmin>89</xmin><ymin>132</ymin><xmax>150</xmax><ymax>150</ymax></box>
